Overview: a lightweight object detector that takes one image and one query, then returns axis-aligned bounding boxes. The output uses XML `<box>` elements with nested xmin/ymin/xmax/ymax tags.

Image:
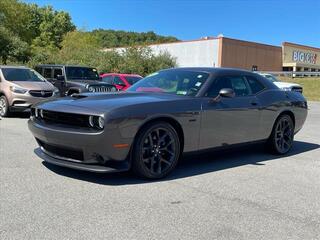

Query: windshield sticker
<box><xmin>197</xmin><ymin>74</ymin><xmax>203</xmax><ymax>78</ymax></box>
<box><xmin>177</xmin><ymin>91</ymin><xmax>187</xmax><ymax>95</ymax></box>
<box><xmin>93</xmin><ymin>69</ymin><xmax>97</xmax><ymax>71</ymax></box>
<box><xmin>195</xmin><ymin>82</ymin><xmax>202</xmax><ymax>87</ymax></box>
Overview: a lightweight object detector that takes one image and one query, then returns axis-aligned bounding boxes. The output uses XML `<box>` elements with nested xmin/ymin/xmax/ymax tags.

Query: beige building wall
<box><xmin>282</xmin><ymin>42</ymin><xmax>320</xmax><ymax>70</ymax></box>
<box><xmin>218</xmin><ymin>37</ymin><xmax>282</xmax><ymax>71</ymax></box>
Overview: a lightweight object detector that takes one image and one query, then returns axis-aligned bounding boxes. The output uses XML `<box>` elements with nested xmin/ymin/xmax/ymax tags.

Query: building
<box><xmin>103</xmin><ymin>36</ymin><xmax>320</xmax><ymax>72</ymax></box>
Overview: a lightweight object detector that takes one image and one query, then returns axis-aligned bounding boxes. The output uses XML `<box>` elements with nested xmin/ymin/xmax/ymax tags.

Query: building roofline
<box><xmin>282</xmin><ymin>42</ymin><xmax>320</xmax><ymax>52</ymax></box>
<box><xmin>221</xmin><ymin>37</ymin><xmax>281</xmax><ymax>49</ymax></box>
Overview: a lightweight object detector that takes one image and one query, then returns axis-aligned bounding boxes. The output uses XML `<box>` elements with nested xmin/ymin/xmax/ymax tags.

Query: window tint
<box><xmin>114</xmin><ymin>76</ymin><xmax>124</xmax><ymax>85</ymax></box>
<box><xmin>102</xmin><ymin>76</ymin><xmax>113</xmax><ymax>84</ymax></box>
<box><xmin>43</xmin><ymin>68</ymin><xmax>52</xmax><ymax>78</ymax></box>
<box><xmin>128</xmin><ymin>70</ymin><xmax>209</xmax><ymax>96</ymax></box>
<box><xmin>207</xmin><ymin>76</ymin><xmax>249</xmax><ymax>97</ymax></box>
<box><xmin>65</xmin><ymin>67</ymin><xmax>99</xmax><ymax>80</ymax></box>
<box><xmin>53</xmin><ymin>68</ymin><xmax>63</xmax><ymax>79</ymax></box>
<box><xmin>2</xmin><ymin>68</ymin><xmax>46</xmax><ymax>82</ymax></box>
<box><xmin>125</xmin><ymin>76</ymin><xmax>142</xmax><ymax>85</ymax></box>
<box><xmin>230</xmin><ymin>76</ymin><xmax>249</xmax><ymax>96</ymax></box>
<box><xmin>246</xmin><ymin>76</ymin><xmax>265</xmax><ymax>94</ymax></box>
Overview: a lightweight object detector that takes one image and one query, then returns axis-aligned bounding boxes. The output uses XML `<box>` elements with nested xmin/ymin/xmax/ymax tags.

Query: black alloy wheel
<box><xmin>132</xmin><ymin>122</ymin><xmax>181</xmax><ymax>179</ymax></box>
<box><xmin>269</xmin><ymin>115</ymin><xmax>294</xmax><ymax>154</ymax></box>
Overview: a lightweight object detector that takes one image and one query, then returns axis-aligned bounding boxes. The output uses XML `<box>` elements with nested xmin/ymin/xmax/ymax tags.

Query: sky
<box><xmin>25</xmin><ymin>0</ymin><xmax>320</xmax><ymax>47</ymax></box>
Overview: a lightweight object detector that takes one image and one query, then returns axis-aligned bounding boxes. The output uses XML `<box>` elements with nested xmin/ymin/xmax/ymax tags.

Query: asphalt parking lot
<box><xmin>0</xmin><ymin>102</ymin><xmax>319</xmax><ymax>240</ymax></box>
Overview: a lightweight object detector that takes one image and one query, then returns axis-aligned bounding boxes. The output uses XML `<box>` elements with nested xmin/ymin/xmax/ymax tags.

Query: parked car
<box><xmin>35</xmin><ymin>65</ymin><xmax>117</xmax><ymax>96</ymax></box>
<box><xmin>100</xmin><ymin>73</ymin><xmax>143</xmax><ymax>91</ymax></box>
<box><xmin>0</xmin><ymin>65</ymin><xmax>58</xmax><ymax>117</ymax></box>
<box><xmin>258</xmin><ymin>73</ymin><xmax>303</xmax><ymax>93</ymax></box>
<box><xmin>28</xmin><ymin>68</ymin><xmax>307</xmax><ymax>179</ymax></box>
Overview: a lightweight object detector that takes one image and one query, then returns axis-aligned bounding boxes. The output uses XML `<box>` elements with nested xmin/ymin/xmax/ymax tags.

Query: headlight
<box><xmin>10</xmin><ymin>86</ymin><xmax>28</xmax><ymax>94</ymax></box>
<box><xmin>98</xmin><ymin>116</ymin><xmax>104</xmax><ymax>129</ymax></box>
<box><xmin>88</xmin><ymin>116</ymin><xmax>104</xmax><ymax>129</ymax></box>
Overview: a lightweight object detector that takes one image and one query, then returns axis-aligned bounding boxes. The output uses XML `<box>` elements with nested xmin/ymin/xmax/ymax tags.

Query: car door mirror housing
<box><xmin>219</xmin><ymin>88</ymin><xmax>235</xmax><ymax>98</ymax></box>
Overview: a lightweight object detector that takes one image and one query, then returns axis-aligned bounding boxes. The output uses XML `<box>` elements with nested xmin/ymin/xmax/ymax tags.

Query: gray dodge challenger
<box><xmin>28</xmin><ymin>68</ymin><xmax>308</xmax><ymax>179</ymax></box>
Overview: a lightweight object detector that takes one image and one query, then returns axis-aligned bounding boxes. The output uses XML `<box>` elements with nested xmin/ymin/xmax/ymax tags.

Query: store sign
<box><xmin>292</xmin><ymin>51</ymin><xmax>317</xmax><ymax>64</ymax></box>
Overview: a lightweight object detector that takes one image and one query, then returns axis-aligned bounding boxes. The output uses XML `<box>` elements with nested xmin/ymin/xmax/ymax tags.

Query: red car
<box><xmin>100</xmin><ymin>73</ymin><xmax>143</xmax><ymax>91</ymax></box>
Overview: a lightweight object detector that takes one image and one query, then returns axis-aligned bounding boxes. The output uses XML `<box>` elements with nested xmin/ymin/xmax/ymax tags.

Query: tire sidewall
<box><xmin>271</xmin><ymin>115</ymin><xmax>294</xmax><ymax>154</ymax></box>
<box><xmin>0</xmin><ymin>95</ymin><xmax>9</xmax><ymax>117</ymax></box>
<box><xmin>132</xmin><ymin>122</ymin><xmax>181</xmax><ymax>179</ymax></box>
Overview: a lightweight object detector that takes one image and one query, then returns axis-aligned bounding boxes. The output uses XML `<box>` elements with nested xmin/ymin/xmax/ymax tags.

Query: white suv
<box><xmin>258</xmin><ymin>73</ymin><xmax>303</xmax><ymax>93</ymax></box>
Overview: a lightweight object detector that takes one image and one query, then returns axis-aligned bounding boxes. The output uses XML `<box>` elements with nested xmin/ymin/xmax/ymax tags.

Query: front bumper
<box><xmin>9</xmin><ymin>93</ymin><xmax>57</xmax><ymax>111</ymax></box>
<box><xmin>28</xmin><ymin>119</ymin><xmax>132</xmax><ymax>173</ymax></box>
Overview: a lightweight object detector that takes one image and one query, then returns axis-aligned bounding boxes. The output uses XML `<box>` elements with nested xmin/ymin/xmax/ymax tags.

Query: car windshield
<box><xmin>65</xmin><ymin>67</ymin><xmax>99</xmax><ymax>80</ymax></box>
<box><xmin>264</xmin><ymin>74</ymin><xmax>279</xmax><ymax>82</ymax></box>
<box><xmin>128</xmin><ymin>70</ymin><xmax>209</xmax><ymax>96</ymax></box>
<box><xmin>2</xmin><ymin>68</ymin><xmax>46</xmax><ymax>82</ymax></box>
<box><xmin>125</xmin><ymin>76</ymin><xmax>142</xmax><ymax>85</ymax></box>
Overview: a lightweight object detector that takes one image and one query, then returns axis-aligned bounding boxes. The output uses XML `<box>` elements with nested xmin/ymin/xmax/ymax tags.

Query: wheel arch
<box><xmin>66</xmin><ymin>88</ymin><xmax>80</xmax><ymax>96</ymax></box>
<box><xmin>277</xmin><ymin>110</ymin><xmax>295</xmax><ymax>127</ymax></box>
<box><xmin>134</xmin><ymin>116</ymin><xmax>185</xmax><ymax>153</ymax></box>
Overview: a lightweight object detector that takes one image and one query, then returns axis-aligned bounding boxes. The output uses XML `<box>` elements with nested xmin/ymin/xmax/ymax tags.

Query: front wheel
<box><xmin>132</xmin><ymin>122</ymin><xmax>181</xmax><ymax>179</ymax></box>
<box><xmin>0</xmin><ymin>95</ymin><xmax>10</xmax><ymax>117</ymax></box>
<box><xmin>268</xmin><ymin>115</ymin><xmax>294</xmax><ymax>154</ymax></box>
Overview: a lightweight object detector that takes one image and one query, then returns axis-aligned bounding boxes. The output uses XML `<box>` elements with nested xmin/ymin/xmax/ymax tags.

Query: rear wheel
<box><xmin>268</xmin><ymin>114</ymin><xmax>294</xmax><ymax>154</ymax></box>
<box><xmin>132</xmin><ymin>122</ymin><xmax>181</xmax><ymax>179</ymax></box>
<box><xmin>0</xmin><ymin>95</ymin><xmax>10</xmax><ymax>117</ymax></box>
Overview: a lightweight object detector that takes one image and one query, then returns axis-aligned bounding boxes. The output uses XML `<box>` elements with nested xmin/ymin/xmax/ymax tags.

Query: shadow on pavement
<box><xmin>42</xmin><ymin>140</ymin><xmax>319</xmax><ymax>186</ymax></box>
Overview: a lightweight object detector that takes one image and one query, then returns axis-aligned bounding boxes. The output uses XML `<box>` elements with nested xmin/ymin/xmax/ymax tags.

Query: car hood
<box><xmin>67</xmin><ymin>80</ymin><xmax>112</xmax><ymax>86</ymax></box>
<box><xmin>12</xmin><ymin>81</ymin><xmax>55</xmax><ymax>90</ymax></box>
<box><xmin>36</xmin><ymin>92</ymin><xmax>190</xmax><ymax>115</ymax></box>
<box><xmin>274</xmin><ymin>82</ymin><xmax>301</xmax><ymax>89</ymax></box>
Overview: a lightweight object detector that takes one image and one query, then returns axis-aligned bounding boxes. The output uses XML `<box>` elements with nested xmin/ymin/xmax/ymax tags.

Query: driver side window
<box><xmin>206</xmin><ymin>76</ymin><xmax>249</xmax><ymax>97</ymax></box>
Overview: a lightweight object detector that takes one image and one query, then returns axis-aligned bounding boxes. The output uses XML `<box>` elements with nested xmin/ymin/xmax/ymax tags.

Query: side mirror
<box><xmin>56</xmin><ymin>75</ymin><xmax>65</xmax><ymax>81</ymax></box>
<box><xmin>219</xmin><ymin>88</ymin><xmax>235</xmax><ymax>98</ymax></box>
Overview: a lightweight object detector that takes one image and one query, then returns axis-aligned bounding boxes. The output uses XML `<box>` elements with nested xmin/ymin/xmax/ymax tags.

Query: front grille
<box><xmin>29</xmin><ymin>90</ymin><xmax>53</xmax><ymax>98</ymax></box>
<box><xmin>40</xmin><ymin>110</ymin><xmax>90</xmax><ymax>128</ymax></box>
<box><xmin>88</xmin><ymin>85</ymin><xmax>114</xmax><ymax>93</ymax></box>
<box><xmin>37</xmin><ymin>139</ymin><xmax>84</xmax><ymax>161</ymax></box>
<box><xmin>292</xmin><ymin>87</ymin><xmax>303</xmax><ymax>93</ymax></box>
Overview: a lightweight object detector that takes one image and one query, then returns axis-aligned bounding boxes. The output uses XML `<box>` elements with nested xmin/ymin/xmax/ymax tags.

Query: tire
<box><xmin>131</xmin><ymin>121</ymin><xmax>181</xmax><ymax>179</ymax></box>
<box><xmin>268</xmin><ymin>114</ymin><xmax>294</xmax><ymax>154</ymax></box>
<box><xmin>0</xmin><ymin>95</ymin><xmax>10</xmax><ymax>117</ymax></box>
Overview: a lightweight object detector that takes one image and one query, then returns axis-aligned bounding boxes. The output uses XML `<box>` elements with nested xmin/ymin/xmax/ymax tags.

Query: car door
<box><xmin>199</xmin><ymin>74</ymin><xmax>262</xmax><ymax>150</ymax></box>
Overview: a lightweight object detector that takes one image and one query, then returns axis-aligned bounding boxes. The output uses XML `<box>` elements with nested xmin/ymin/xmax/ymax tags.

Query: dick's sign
<box><xmin>292</xmin><ymin>51</ymin><xmax>317</xmax><ymax>64</ymax></box>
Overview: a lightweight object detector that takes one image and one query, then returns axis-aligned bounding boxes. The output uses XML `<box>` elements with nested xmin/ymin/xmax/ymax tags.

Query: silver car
<box><xmin>0</xmin><ymin>66</ymin><xmax>59</xmax><ymax>117</ymax></box>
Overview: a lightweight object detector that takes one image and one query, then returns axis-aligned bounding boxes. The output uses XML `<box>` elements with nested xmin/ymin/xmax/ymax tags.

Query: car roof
<box><xmin>160</xmin><ymin>67</ymin><xmax>255</xmax><ymax>75</ymax></box>
<box><xmin>101</xmin><ymin>73</ymin><xmax>142</xmax><ymax>77</ymax></box>
<box><xmin>36</xmin><ymin>64</ymin><xmax>96</xmax><ymax>68</ymax></box>
<box><xmin>0</xmin><ymin>65</ymin><xmax>29</xmax><ymax>69</ymax></box>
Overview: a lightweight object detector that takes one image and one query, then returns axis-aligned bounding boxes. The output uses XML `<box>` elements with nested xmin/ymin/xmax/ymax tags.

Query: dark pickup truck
<box><xmin>35</xmin><ymin>65</ymin><xmax>117</xmax><ymax>96</ymax></box>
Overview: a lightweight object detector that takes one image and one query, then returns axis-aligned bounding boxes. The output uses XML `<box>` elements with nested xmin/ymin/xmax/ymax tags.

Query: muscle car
<box><xmin>28</xmin><ymin>68</ymin><xmax>308</xmax><ymax>179</ymax></box>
